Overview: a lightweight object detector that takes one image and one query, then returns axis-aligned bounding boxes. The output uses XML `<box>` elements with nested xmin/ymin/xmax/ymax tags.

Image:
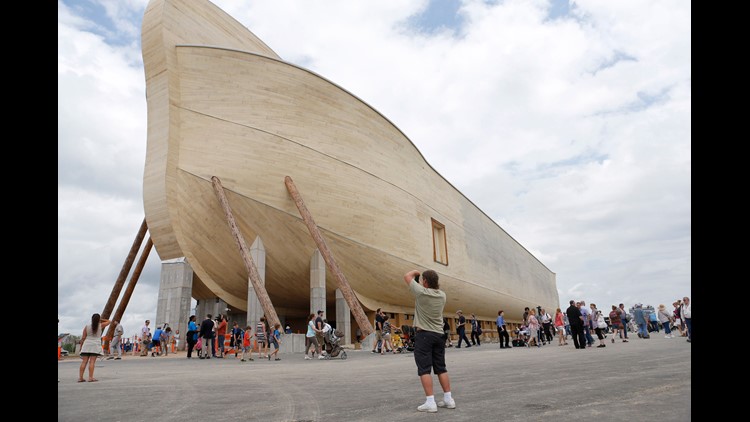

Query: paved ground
<box><xmin>57</xmin><ymin>334</ymin><xmax>691</xmax><ymax>421</ymax></box>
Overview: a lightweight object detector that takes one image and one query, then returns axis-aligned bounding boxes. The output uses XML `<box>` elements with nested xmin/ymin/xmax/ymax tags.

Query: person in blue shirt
<box><xmin>186</xmin><ymin>315</ymin><xmax>198</xmax><ymax>358</ymax></box>
<box><xmin>496</xmin><ymin>310</ymin><xmax>509</xmax><ymax>349</ymax></box>
<box><xmin>270</xmin><ymin>323</ymin><xmax>282</xmax><ymax>361</ymax></box>
<box><xmin>151</xmin><ymin>326</ymin><xmax>163</xmax><ymax>357</ymax></box>
<box><xmin>231</xmin><ymin>322</ymin><xmax>243</xmax><ymax>358</ymax></box>
<box><xmin>633</xmin><ymin>304</ymin><xmax>649</xmax><ymax>339</ymax></box>
<box><xmin>648</xmin><ymin>309</ymin><xmax>660</xmax><ymax>333</ymax></box>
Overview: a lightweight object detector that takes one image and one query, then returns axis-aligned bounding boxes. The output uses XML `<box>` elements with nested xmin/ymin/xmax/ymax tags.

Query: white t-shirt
<box><xmin>596</xmin><ymin>314</ymin><xmax>606</xmax><ymax>329</ymax></box>
<box><xmin>681</xmin><ymin>303</ymin><xmax>691</xmax><ymax>319</ymax></box>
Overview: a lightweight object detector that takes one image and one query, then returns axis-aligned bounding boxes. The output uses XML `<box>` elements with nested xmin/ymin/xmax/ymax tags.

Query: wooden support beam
<box><xmin>103</xmin><ymin>237</ymin><xmax>153</xmax><ymax>352</ymax></box>
<box><xmin>101</xmin><ymin>218</ymin><xmax>148</xmax><ymax>319</ymax></box>
<box><xmin>211</xmin><ymin>176</ymin><xmax>281</xmax><ymax>330</ymax></box>
<box><xmin>284</xmin><ymin>176</ymin><xmax>374</xmax><ymax>338</ymax></box>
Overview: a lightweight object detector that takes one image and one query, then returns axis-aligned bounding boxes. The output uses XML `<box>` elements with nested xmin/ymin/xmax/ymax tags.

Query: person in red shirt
<box><xmin>216</xmin><ymin>315</ymin><xmax>228</xmax><ymax>358</ymax></box>
<box><xmin>241</xmin><ymin>325</ymin><xmax>254</xmax><ymax>362</ymax></box>
<box><xmin>554</xmin><ymin>308</ymin><xmax>567</xmax><ymax>346</ymax></box>
<box><xmin>609</xmin><ymin>305</ymin><xmax>627</xmax><ymax>343</ymax></box>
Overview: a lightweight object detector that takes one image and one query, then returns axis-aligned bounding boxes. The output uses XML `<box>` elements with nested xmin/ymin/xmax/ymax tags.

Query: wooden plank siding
<box><xmin>141</xmin><ymin>0</ymin><xmax>558</xmax><ymax>323</ymax></box>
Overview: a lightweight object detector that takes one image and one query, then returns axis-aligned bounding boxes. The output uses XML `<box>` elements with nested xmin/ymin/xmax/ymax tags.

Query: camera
<box><xmin>414</xmin><ymin>273</ymin><xmax>420</xmax><ymax>282</ymax></box>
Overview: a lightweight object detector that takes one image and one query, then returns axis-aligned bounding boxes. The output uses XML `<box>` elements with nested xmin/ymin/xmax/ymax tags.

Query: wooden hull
<box><xmin>142</xmin><ymin>0</ymin><xmax>558</xmax><ymax>321</ymax></box>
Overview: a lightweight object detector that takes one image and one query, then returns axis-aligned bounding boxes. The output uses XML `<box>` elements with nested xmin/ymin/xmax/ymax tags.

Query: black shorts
<box><xmin>413</xmin><ymin>330</ymin><xmax>447</xmax><ymax>376</ymax></box>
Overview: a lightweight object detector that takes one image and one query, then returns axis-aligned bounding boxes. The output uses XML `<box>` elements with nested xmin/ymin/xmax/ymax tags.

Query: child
<box><xmin>231</xmin><ymin>322</ymin><xmax>243</xmax><ymax>357</ymax></box>
<box><xmin>381</xmin><ymin>315</ymin><xmax>395</xmax><ymax>354</ymax></box>
<box><xmin>270</xmin><ymin>323</ymin><xmax>282</xmax><ymax>361</ymax></box>
<box><xmin>256</xmin><ymin>317</ymin><xmax>268</xmax><ymax>360</ymax></box>
<box><xmin>391</xmin><ymin>329</ymin><xmax>404</xmax><ymax>353</ymax></box>
<box><xmin>241</xmin><ymin>325</ymin><xmax>254</xmax><ymax>362</ymax></box>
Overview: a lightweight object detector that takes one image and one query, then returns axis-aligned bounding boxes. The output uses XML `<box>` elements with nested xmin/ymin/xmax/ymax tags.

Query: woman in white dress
<box><xmin>78</xmin><ymin>313</ymin><xmax>110</xmax><ymax>382</ymax></box>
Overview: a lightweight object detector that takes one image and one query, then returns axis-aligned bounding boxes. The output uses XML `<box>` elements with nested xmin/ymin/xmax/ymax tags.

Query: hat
<box><xmin>456</xmin><ymin>310</ymin><xmax>462</xmax><ymax>314</ymax></box>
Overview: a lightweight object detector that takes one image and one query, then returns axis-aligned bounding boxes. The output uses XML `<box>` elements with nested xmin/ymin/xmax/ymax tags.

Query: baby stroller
<box><xmin>512</xmin><ymin>328</ymin><xmax>528</xmax><ymax>347</ymax></box>
<box><xmin>323</xmin><ymin>329</ymin><xmax>347</xmax><ymax>360</ymax></box>
<box><xmin>400</xmin><ymin>325</ymin><xmax>416</xmax><ymax>352</ymax></box>
<box><xmin>391</xmin><ymin>329</ymin><xmax>408</xmax><ymax>354</ymax></box>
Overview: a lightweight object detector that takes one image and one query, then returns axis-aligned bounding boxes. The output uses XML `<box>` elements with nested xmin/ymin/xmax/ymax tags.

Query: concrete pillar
<box><xmin>246</xmin><ymin>236</ymin><xmax>266</xmax><ymax>327</ymax></box>
<box><xmin>310</xmin><ymin>249</ymin><xmax>326</xmax><ymax>315</ymax></box>
<box><xmin>335</xmin><ymin>288</ymin><xmax>351</xmax><ymax>345</ymax></box>
<box><xmin>362</xmin><ymin>332</ymin><xmax>377</xmax><ymax>352</ymax></box>
<box><xmin>156</xmin><ymin>258</ymin><xmax>194</xmax><ymax>350</ymax></box>
<box><xmin>278</xmin><ymin>333</ymin><xmax>307</xmax><ymax>354</ymax></box>
<box><xmin>195</xmin><ymin>298</ymin><xmax>227</xmax><ymax>322</ymax></box>
<box><xmin>227</xmin><ymin>311</ymin><xmax>247</xmax><ymax>330</ymax></box>
<box><xmin>195</xmin><ymin>299</ymin><xmax>206</xmax><ymax>322</ymax></box>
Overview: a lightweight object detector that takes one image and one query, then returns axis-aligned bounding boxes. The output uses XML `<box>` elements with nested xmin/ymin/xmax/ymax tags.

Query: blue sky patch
<box><xmin>62</xmin><ymin>0</ymin><xmax>140</xmax><ymax>46</ymax></box>
<box><xmin>592</xmin><ymin>50</ymin><xmax>638</xmax><ymax>75</ymax></box>
<box><xmin>408</xmin><ymin>0</ymin><xmax>466</xmax><ymax>36</ymax></box>
<box><xmin>547</xmin><ymin>0</ymin><xmax>571</xmax><ymax>20</ymax></box>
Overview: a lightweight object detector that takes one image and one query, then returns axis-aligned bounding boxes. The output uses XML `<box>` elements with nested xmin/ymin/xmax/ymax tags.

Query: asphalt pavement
<box><xmin>57</xmin><ymin>333</ymin><xmax>691</xmax><ymax>421</ymax></box>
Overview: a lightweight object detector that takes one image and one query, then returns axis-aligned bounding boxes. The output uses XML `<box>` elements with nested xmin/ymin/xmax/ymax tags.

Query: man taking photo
<box><xmin>403</xmin><ymin>269</ymin><xmax>455</xmax><ymax>413</ymax></box>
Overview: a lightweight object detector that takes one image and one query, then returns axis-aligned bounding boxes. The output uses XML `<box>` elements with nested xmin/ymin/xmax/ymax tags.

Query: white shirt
<box><xmin>596</xmin><ymin>314</ymin><xmax>606</xmax><ymax>328</ymax></box>
<box><xmin>580</xmin><ymin>307</ymin><xmax>591</xmax><ymax>327</ymax></box>
<box><xmin>141</xmin><ymin>324</ymin><xmax>150</xmax><ymax>337</ymax></box>
<box><xmin>681</xmin><ymin>303</ymin><xmax>691</xmax><ymax>319</ymax></box>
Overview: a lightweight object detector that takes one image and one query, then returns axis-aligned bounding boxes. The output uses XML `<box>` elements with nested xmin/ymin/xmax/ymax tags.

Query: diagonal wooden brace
<box><xmin>212</xmin><ymin>176</ymin><xmax>281</xmax><ymax>330</ymax></box>
<box><xmin>101</xmin><ymin>218</ymin><xmax>148</xmax><ymax>319</ymax></box>
<box><xmin>284</xmin><ymin>176</ymin><xmax>374</xmax><ymax>337</ymax></box>
<box><xmin>103</xmin><ymin>237</ymin><xmax>154</xmax><ymax>352</ymax></box>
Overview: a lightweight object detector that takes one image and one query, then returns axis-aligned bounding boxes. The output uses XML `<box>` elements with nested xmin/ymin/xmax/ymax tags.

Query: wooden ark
<box><xmin>141</xmin><ymin>0</ymin><xmax>558</xmax><ymax>323</ymax></box>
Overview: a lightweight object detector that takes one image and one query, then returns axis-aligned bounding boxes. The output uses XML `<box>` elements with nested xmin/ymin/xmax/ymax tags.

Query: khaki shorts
<box><xmin>376</xmin><ymin>330</ymin><xmax>383</xmax><ymax>341</ymax></box>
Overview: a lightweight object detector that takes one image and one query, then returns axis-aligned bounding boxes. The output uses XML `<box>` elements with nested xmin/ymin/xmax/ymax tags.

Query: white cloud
<box><xmin>58</xmin><ymin>0</ymin><xmax>690</xmax><ymax>334</ymax></box>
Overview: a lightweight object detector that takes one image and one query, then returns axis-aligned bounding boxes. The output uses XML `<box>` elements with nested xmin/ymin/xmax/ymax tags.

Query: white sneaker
<box><xmin>318</xmin><ymin>355</ymin><xmax>325</xmax><ymax>359</ymax></box>
<box><xmin>665</xmin><ymin>335</ymin><xmax>670</xmax><ymax>339</ymax></box>
<box><xmin>437</xmin><ymin>399</ymin><xmax>456</xmax><ymax>409</ymax></box>
<box><xmin>417</xmin><ymin>402</ymin><xmax>437</xmax><ymax>413</ymax></box>
<box><xmin>304</xmin><ymin>356</ymin><xmax>311</xmax><ymax>360</ymax></box>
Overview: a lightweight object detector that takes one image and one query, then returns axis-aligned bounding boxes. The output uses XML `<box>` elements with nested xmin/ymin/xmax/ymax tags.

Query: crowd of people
<box><xmin>501</xmin><ymin>297</ymin><xmax>692</xmax><ymax>350</ymax></box>
<box><xmin>71</xmin><ymin>294</ymin><xmax>690</xmax><ymax>398</ymax></box>
<box><xmin>181</xmin><ymin>313</ymin><xmax>283</xmax><ymax>361</ymax></box>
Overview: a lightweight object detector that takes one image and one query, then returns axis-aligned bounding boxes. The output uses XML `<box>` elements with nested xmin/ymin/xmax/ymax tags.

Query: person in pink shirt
<box><xmin>554</xmin><ymin>308</ymin><xmax>567</xmax><ymax>346</ymax></box>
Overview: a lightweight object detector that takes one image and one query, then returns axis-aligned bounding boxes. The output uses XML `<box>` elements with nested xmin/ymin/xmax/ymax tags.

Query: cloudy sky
<box><xmin>58</xmin><ymin>0</ymin><xmax>690</xmax><ymax>337</ymax></box>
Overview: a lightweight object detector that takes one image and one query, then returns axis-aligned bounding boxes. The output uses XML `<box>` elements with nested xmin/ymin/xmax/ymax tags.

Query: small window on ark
<box><xmin>431</xmin><ymin>218</ymin><xmax>448</xmax><ymax>265</ymax></box>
